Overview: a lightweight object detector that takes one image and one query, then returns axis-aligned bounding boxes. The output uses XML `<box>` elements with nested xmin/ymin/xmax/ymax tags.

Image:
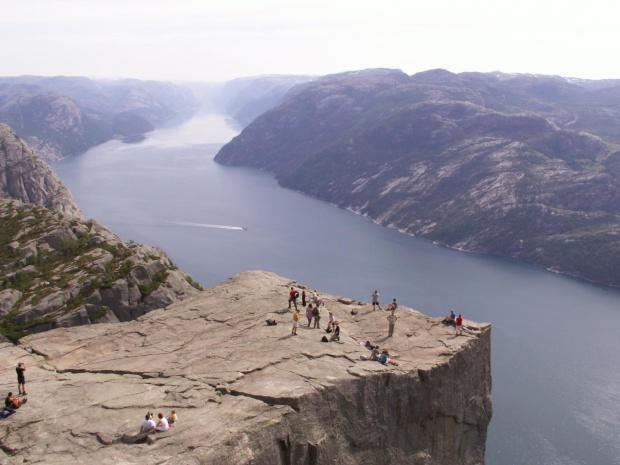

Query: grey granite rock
<box><xmin>1</xmin><ymin>270</ymin><xmax>492</xmax><ymax>464</ymax></box>
<box><xmin>0</xmin><ymin>123</ymin><xmax>82</xmax><ymax>217</ymax></box>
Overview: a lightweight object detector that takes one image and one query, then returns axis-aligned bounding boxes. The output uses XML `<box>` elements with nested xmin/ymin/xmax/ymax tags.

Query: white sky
<box><xmin>1</xmin><ymin>0</ymin><xmax>617</xmax><ymax>82</ymax></box>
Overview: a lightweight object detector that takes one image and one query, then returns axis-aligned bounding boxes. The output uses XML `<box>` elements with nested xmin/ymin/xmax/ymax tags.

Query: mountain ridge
<box><xmin>216</xmin><ymin>68</ymin><xmax>620</xmax><ymax>286</ymax></box>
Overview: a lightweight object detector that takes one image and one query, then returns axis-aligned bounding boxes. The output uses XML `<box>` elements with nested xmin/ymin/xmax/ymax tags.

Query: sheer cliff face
<box><xmin>0</xmin><ymin>123</ymin><xmax>82</xmax><ymax>218</ymax></box>
<box><xmin>215</xmin><ymin>69</ymin><xmax>620</xmax><ymax>287</ymax></box>
<box><xmin>0</xmin><ymin>271</ymin><xmax>491</xmax><ymax>464</ymax></box>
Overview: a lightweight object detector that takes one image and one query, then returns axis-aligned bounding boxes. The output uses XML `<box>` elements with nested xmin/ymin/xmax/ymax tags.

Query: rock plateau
<box><xmin>0</xmin><ymin>271</ymin><xmax>491</xmax><ymax>464</ymax></box>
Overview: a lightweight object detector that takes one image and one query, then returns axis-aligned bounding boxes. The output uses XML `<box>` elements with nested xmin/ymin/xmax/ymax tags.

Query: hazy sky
<box><xmin>2</xmin><ymin>0</ymin><xmax>617</xmax><ymax>82</ymax></box>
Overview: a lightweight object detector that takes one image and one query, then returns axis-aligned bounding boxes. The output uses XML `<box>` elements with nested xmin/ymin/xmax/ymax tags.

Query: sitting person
<box><xmin>167</xmin><ymin>410</ymin><xmax>178</xmax><ymax>426</ymax></box>
<box><xmin>155</xmin><ymin>412</ymin><xmax>169</xmax><ymax>432</ymax></box>
<box><xmin>326</xmin><ymin>312</ymin><xmax>337</xmax><ymax>332</ymax></box>
<box><xmin>330</xmin><ymin>322</ymin><xmax>340</xmax><ymax>341</ymax></box>
<box><xmin>4</xmin><ymin>392</ymin><xmax>26</xmax><ymax>409</ymax></box>
<box><xmin>139</xmin><ymin>413</ymin><xmax>156</xmax><ymax>434</ymax></box>
<box><xmin>379</xmin><ymin>349</ymin><xmax>390</xmax><ymax>365</ymax></box>
<box><xmin>386</xmin><ymin>299</ymin><xmax>398</xmax><ymax>311</ymax></box>
<box><xmin>361</xmin><ymin>345</ymin><xmax>381</xmax><ymax>361</ymax></box>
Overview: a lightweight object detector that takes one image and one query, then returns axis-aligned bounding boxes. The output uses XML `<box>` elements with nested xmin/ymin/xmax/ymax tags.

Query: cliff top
<box><xmin>0</xmin><ymin>270</ymin><xmax>490</xmax><ymax>464</ymax></box>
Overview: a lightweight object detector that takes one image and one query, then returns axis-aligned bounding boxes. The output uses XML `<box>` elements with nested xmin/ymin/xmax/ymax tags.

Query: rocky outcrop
<box><xmin>0</xmin><ymin>199</ymin><xmax>202</xmax><ymax>340</ymax></box>
<box><xmin>0</xmin><ymin>76</ymin><xmax>199</xmax><ymax>161</ymax></box>
<box><xmin>0</xmin><ymin>123</ymin><xmax>82</xmax><ymax>217</ymax></box>
<box><xmin>0</xmin><ymin>270</ymin><xmax>491</xmax><ymax>464</ymax></box>
<box><xmin>215</xmin><ymin>69</ymin><xmax>620</xmax><ymax>287</ymax></box>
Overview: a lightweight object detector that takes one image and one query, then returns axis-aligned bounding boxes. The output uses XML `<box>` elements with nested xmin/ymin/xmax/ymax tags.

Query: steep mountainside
<box><xmin>0</xmin><ymin>127</ymin><xmax>202</xmax><ymax>341</ymax></box>
<box><xmin>0</xmin><ymin>198</ymin><xmax>202</xmax><ymax>342</ymax></box>
<box><xmin>216</xmin><ymin>69</ymin><xmax>620</xmax><ymax>286</ymax></box>
<box><xmin>0</xmin><ymin>76</ymin><xmax>199</xmax><ymax>161</ymax></box>
<box><xmin>0</xmin><ymin>123</ymin><xmax>82</xmax><ymax>217</ymax></box>
<box><xmin>0</xmin><ymin>271</ymin><xmax>491</xmax><ymax>464</ymax></box>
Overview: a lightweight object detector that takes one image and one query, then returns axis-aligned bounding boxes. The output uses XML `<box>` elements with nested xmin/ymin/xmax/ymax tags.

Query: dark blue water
<box><xmin>53</xmin><ymin>113</ymin><xmax>620</xmax><ymax>465</ymax></box>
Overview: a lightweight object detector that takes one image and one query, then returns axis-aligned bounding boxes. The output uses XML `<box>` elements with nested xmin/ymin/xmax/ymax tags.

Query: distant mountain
<box><xmin>0</xmin><ymin>123</ymin><xmax>82</xmax><ymax>217</ymax></box>
<box><xmin>216</xmin><ymin>68</ymin><xmax>620</xmax><ymax>287</ymax></box>
<box><xmin>0</xmin><ymin>76</ymin><xmax>199</xmax><ymax>161</ymax></box>
<box><xmin>188</xmin><ymin>75</ymin><xmax>315</xmax><ymax>128</ymax></box>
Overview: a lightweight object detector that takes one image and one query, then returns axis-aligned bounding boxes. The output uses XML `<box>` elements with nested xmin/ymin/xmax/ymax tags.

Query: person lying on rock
<box><xmin>155</xmin><ymin>412</ymin><xmax>169</xmax><ymax>432</ymax></box>
<box><xmin>4</xmin><ymin>392</ymin><xmax>26</xmax><ymax>409</ymax></box>
<box><xmin>139</xmin><ymin>413</ymin><xmax>156</xmax><ymax>434</ymax></box>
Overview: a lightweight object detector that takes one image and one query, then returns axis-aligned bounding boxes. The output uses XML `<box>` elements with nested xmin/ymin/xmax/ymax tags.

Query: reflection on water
<box><xmin>53</xmin><ymin>113</ymin><xmax>620</xmax><ymax>465</ymax></box>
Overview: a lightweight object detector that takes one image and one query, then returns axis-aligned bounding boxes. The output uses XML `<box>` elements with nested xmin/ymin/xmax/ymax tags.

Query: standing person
<box><xmin>387</xmin><ymin>310</ymin><xmax>398</xmax><ymax>337</ymax></box>
<box><xmin>306</xmin><ymin>304</ymin><xmax>314</xmax><ymax>327</ymax></box>
<box><xmin>450</xmin><ymin>309</ymin><xmax>456</xmax><ymax>321</ymax></box>
<box><xmin>371</xmin><ymin>290</ymin><xmax>381</xmax><ymax>310</ymax></box>
<box><xmin>16</xmin><ymin>362</ymin><xmax>26</xmax><ymax>395</ymax></box>
<box><xmin>455</xmin><ymin>314</ymin><xmax>463</xmax><ymax>336</ymax></box>
<box><xmin>292</xmin><ymin>309</ymin><xmax>300</xmax><ymax>335</ymax></box>
<box><xmin>301</xmin><ymin>287</ymin><xmax>307</xmax><ymax>307</ymax></box>
<box><xmin>312</xmin><ymin>304</ymin><xmax>321</xmax><ymax>329</ymax></box>
<box><xmin>288</xmin><ymin>287</ymin><xmax>298</xmax><ymax>310</ymax></box>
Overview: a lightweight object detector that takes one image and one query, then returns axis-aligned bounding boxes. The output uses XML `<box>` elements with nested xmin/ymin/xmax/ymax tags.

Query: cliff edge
<box><xmin>0</xmin><ymin>270</ymin><xmax>491</xmax><ymax>464</ymax></box>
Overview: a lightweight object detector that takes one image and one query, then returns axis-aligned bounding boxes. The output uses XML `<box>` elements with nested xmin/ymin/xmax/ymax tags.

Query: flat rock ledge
<box><xmin>0</xmin><ymin>270</ymin><xmax>492</xmax><ymax>465</ymax></box>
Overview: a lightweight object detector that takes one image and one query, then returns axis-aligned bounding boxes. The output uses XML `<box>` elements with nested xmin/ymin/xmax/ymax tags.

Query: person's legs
<box><xmin>389</xmin><ymin>323</ymin><xmax>394</xmax><ymax>337</ymax></box>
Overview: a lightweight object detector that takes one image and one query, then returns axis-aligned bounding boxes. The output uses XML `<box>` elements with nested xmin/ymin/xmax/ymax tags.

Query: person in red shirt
<box><xmin>288</xmin><ymin>287</ymin><xmax>298</xmax><ymax>310</ymax></box>
<box><xmin>455</xmin><ymin>314</ymin><xmax>463</xmax><ymax>336</ymax></box>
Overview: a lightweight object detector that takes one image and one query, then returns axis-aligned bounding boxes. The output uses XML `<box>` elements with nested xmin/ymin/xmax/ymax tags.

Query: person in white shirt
<box><xmin>155</xmin><ymin>412</ymin><xmax>169</xmax><ymax>432</ymax></box>
<box><xmin>139</xmin><ymin>413</ymin><xmax>156</xmax><ymax>434</ymax></box>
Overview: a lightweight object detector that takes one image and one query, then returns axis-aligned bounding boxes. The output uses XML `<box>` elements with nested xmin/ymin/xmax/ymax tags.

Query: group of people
<box><xmin>139</xmin><ymin>410</ymin><xmax>178</xmax><ymax>434</ymax></box>
<box><xmin>289</xmin><ymin>288</ymin><xmax>406</xmax><ymax>340</ymax></box>
<box><xmin>2</xmin><ymin>362</ymin><xmax>28</xmax><ymax>418</ymax></box>
<box><xmin>360</xmin><ymin>342</ymin><xmax>399</xmax><ymax>366</ymax></box>
<box><xmin>445</xmin><ymin>309</ymin><xmax>464</xmax><ymax>335</ymax></box>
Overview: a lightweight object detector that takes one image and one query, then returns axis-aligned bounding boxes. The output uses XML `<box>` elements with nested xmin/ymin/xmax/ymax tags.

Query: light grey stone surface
<box><xmin>0</xmin><ymin>271</ymin><xmax>492</xmax><ymax>464</ymax></box>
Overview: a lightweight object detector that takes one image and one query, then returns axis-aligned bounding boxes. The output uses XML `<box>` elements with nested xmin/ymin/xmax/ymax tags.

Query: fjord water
<box><xmin>53</xmin><ymin>113</ymin><xmax>620</xmax><ymax>465</ymax></box>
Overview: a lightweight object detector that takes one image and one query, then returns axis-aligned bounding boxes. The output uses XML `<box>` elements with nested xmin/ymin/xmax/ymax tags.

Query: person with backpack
<box><xmin>288</xmin><ymin>287</ymin><xmax>298</xmax><ymax>310</ymax></box>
